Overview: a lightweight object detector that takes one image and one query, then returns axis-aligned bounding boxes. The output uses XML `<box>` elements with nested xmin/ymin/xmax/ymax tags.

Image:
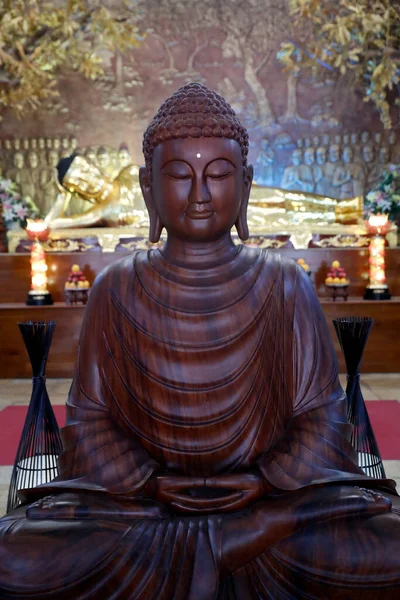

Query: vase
<box><xmin>333</xmin><ymin>317</ymin><xmax>386</xmax><ymax>479</ymax></box>
<box><xmin>6</xmin><ymin>321</ymin><xmax>63</xmax><ymax>513</ymax></box>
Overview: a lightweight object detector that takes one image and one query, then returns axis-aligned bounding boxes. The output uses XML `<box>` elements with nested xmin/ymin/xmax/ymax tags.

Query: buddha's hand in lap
<box><xmin>221</xmin><ymin>485</ymin><xmax>392</xmax><ymax>575</ymax></box>
<box><xmin>26</xmin><ymin>493</ymin><xmax>168</xmax><ymax>521</ymax></box>
<box><xmin>145</xmin><ymin>471</ymin><xmax>269</xmax><ymax>514</ymax></box>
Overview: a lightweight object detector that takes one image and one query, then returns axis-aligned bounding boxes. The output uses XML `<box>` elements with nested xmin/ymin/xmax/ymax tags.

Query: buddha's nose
<box><xmin>189</xmin><ymin>177</ymin><xmax>211</xmax><ymax>204</ymax></box>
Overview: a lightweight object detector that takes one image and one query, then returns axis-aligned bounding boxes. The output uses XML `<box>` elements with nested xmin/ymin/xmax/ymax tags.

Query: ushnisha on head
<box><xmin>140</xmin><ymin>82</ymin><xmax>253</xmax><ymax>243</ymax></box>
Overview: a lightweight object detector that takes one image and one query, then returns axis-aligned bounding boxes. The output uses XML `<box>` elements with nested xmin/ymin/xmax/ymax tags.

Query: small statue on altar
<box><xmin>64</xmin><ymin>264</ymin><xmax>90</xmax><ymax>305</ymax></box>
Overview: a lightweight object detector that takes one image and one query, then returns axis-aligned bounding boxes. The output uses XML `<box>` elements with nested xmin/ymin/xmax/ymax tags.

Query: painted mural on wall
<box><xmin>1</xmin><ymin>0</ymin><xmax>399</xmax><ymax>201</ymax></box>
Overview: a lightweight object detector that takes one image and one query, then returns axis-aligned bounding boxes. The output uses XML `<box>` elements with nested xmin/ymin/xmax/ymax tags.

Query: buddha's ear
<box><xmin>139</xmin><ymin>166</ymin><xmax>163</xmax><ymax>243</ymax></box>
<box><xmin>235</xmin><ymin>164</ymin><xmax>253</xmax><ymax>241</ymax></box>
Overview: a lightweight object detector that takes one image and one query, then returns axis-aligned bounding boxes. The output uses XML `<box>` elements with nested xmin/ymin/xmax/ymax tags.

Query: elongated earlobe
<box><xmin>139</xmin><ymin>167</ymin><xmax>163</xmax><ymax>243</ymax></box>
<box><xmin>235</xmin><ymin>165</ymin><xmax>253</xmax><ymax>241</ymax></box>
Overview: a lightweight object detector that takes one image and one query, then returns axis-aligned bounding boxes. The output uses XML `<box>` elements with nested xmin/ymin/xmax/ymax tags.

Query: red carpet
<box><xmin>0</xmin><ymin>402</ymin><xmax>399</xmax><ymax>466</ymax></box>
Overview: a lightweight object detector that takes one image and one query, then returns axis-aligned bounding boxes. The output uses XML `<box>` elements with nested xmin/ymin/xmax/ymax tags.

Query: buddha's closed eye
<box><xmin>162</xmin><ymin>161</ymin><xmax>192</xmax><ymax>180</ymax></box>
<box><xmin>206</xmin><ymin>159</ymin><xmax>236</xmax><ymax>180</ymax></box>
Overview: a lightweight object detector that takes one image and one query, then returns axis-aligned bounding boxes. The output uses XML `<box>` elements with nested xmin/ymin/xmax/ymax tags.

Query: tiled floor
<box><xmin>0</xmin><ymin>375</ymin><xmax>399</xmax><ymax>516</ymax></box>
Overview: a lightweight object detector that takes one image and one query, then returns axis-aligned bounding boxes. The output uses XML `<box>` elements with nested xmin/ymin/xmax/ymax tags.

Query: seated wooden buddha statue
<box><xmin>1</xmin><ymin>83</ymin><xmax>399</xmax><ymax>599</ymax></box>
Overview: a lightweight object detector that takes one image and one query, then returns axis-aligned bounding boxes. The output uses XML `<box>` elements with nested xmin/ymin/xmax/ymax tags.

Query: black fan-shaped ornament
<box><xmin>7</xmin><ymin>322</ymin><xmax>63</xmax><ymax>513</ymax></box>
<box><xmin>333</xmin><ymin>317</ymin><xmax>386</xmax><ymax>479</ymax></box>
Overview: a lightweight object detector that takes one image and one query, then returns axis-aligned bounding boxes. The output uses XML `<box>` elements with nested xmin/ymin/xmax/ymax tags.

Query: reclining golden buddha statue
<box><xmin>44</xmin><ymin>149</ymin><xmax>362</xmax><ymax>232</ymax></box>
<box><xmin>44</xmin><ymin>157</ymin><xmax>148</xmax><ymax>229</ymax></box>
<box><xmin>0</xmin><ymin>83</ymin><xmax>399</xmax><ymax>599</ymax></box>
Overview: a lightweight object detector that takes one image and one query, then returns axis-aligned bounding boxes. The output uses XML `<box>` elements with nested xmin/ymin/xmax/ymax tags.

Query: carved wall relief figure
<box><xmin>314</xmin><ymin>146</ymin><xmax>327</xmax><ymax>195</ymax></box>
<box><xmin>322</xmin><ymin>134</ymin><xmax>330</xmax><ymax>147</ymax></box>
<box><xmin>333</xmin><ymin>146</ymin><xmax>365</xmax><ymax>198</ymax></box>
<box><xmin>118</xmin><ymin>144</ymin><xmax>132</xmax><ymax>170</ymax></box>
<box><xmin>363</xmin><ymin>144</ymin><xmax>376</xmax><ymax>188</ymax></box>
<box><xmin>27</xmin><ymin>151</ymin><xmax>40</xmax><ymax>207</ymax></box>
<box><xmin>367</xmin><ymin>146</ymin><xmax>391</xmax><ymax>189</ymax></box>
<box><xmin>40</xmin><ymin>150</ymin><xmax>61</xmax><ymax>215</ymax></box>
<box><xmin>38</xmin><ymin>138</ymin><xmax>47</xmax><ymax>166</ymax></box>
<box><xmin>300</xmin><ymin>147</ymin><xmax>315</xmax><ymax>192</ymax></box>
<box><xmin>388</xmin><ymin>130</ymin><xmax>400</xmax><ymax>164</ymax></box>
<box><xmin>254</xmin><ymin>139</ymin><xmax>275</xmax><ymax>186</ymax></box>
<box><xmin>59</xmin><ymin>138</ymin><xmax>70</xmax><ymax>158</ymax></box>
<box><xmin>281</xmin><ymin>149</ymin><xmax>303</xmax><ymax>191</ymax></box>
<box><xmin>84</xmin><ymin>147</ymin><xmax>98</xmax><ymax>166</ymax></box>
<box><xmin>324</xmin><ymin>144</ymin><xmax>343</xmax><ymax>197</ymax></box>
<box><xmin>374</xmin><ymin>132</ymin><xmax>383</xmax><ymax>148</ymax></box>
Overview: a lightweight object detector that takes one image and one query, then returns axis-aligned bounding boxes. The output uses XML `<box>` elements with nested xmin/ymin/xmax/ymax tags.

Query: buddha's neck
<box><xmin>161</xmin><ymin>233</ymin><xmax>239</xmax><ymax>269</ymax></box>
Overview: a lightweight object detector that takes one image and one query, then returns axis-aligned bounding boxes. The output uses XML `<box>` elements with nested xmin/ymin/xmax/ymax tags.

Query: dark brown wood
<box><xmin>0</xmin><ymin>84</ymin><xmax>399</xmax><ymax>600</ymax></box>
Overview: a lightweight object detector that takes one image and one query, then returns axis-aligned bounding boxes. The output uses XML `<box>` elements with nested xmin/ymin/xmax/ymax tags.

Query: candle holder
<box><xmin>7</xmin><ymin>321</ymin><xmax>63</xmax><ymax>513</ymax></box>
<box><xmin>364</xmin><ymin>215</ymin><xmax>391</xmax><ymax>300</ymax></box>
<box><xmin>26</xmin><ymin>220</ymin><xmax>53</xmax><ymax>306</ymax></box>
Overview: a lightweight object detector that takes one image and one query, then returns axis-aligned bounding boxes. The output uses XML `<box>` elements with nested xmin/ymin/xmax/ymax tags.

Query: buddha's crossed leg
<box><xmin>221</xmin><ymin>493</ymin><xmax>400</xmax><ymax>599</ymax></box>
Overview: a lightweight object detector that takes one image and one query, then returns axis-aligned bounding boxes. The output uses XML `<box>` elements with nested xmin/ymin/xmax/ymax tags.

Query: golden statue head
<box><xmin>58</xmin><ymin>154</ymin><xmax>107</xmax><ymax>198</ymax></box>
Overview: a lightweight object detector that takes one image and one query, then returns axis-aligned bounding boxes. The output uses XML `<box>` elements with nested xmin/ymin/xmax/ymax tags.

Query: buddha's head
<box><xmin>363</xmin><ymin>144</ymin><xmax>374</xmax><ymax>164</ymax></box>
<box><xmin>140</xmin><ymin>82</ymin><xmax>252</xmax><ymax>243</ymax></box>
<box><xmin>342</xmin><ymin>146</ymin><xmax>353</xmax><ymax>164</ymax></box>
<box><xmin>316</xmin><ymin>147</ymin><xmax>326</xmax><ymax>166</ymax></box>
<box><xmin>13</xmin><ymin>152</ymin><xmax>24</xmax><ymax>169</ymax></box>
<box><xmin>329</xmin><ymin>144</ymin><xmax>340</xmax><ymax>163</ymax></box>
<box><xmin>291</xmin><ymin>149</ymin><xmax>302</xmax><ymax>166</ymax></box>
<box><xmin>304</xmin><ymin>148</ymin><xmax>315</xmax><ymax>166</ymax></box>
<box><xmin>322</xmin><ymin>134</ymin><xmax>330</xmax><ymax>146</ymax></box>
<box><xmin>379</xmin><ymin>146</ymin><xmax>389</xmax><ymax>164</ymax></box>
<box><xmin>28</xmin><ymin>151</ymin><xmax>38</xmax><ymax>169</ymax></box>
<box><xmin>118</xmin><ymin>144</ymin><xmax>131</xmax><ymax>168</ymax></box>
<box><xmin>97</xmin><ymin>147</ymin><xmax>110</xmax><ymax>171</ymax></box>
<box><xmin>48</xmin><ymin>150</ymin><xmax>60</xmax><ymax>168</ymax></box>
<box><xmin>57</xmin><ymin>154</ymin><xmax>106</xmax><ymax>197</ymax></box>
<box><xmin>361</xmin><ymin>131</ymin><xmax>370</xmax><ymax>144</ymax></box>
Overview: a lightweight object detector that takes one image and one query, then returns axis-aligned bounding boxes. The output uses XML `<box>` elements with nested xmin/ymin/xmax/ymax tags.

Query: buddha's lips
<box><xmin>185</xmin><ymin>203</ymin><xmax>214</xmax><ymax>219</ymax></box>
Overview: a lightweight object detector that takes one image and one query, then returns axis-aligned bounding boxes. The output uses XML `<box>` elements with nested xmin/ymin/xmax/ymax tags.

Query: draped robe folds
<box><xmin>0</xmin><ymin>247</ymin><xmax>399</xmax><ymax>599</ymax></box>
